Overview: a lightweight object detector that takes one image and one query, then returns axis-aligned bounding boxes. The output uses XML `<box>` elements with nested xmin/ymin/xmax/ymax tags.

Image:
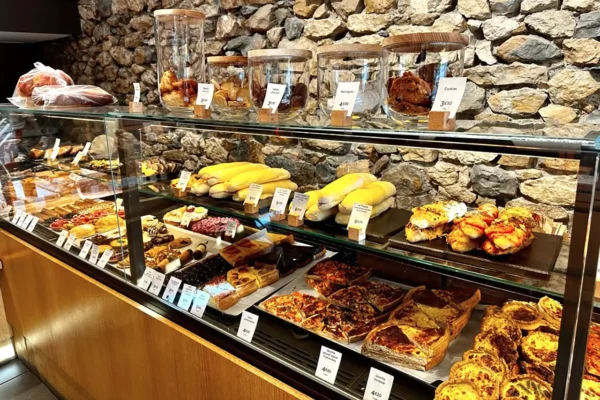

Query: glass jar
<box><xmin>248</xmin><ymin>49</ymin><xmax>311</xmax><ymax>121</ymax></box>
<box><xmin>154</xmin><ymin>9</ymin><xmax>206</xmax><ymax>113</ymax></box>
<box><xmin>317</xmin><ymin>44</ymin><xmax>383</xmax><ymax>121</ymax></box>
<box><xmin>382</xmin><ymin>33</ymin><xmax>468</xmax><ymax>125</ymax></box>
<box><xmin>207</xmin><ymin>56</ymin><xmax>251</xmax><ymax>118</ymax></box>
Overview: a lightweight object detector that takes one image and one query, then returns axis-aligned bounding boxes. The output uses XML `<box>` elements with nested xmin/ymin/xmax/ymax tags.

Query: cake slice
<box><xmin>227</xmin><ymin>266</ymin><xmax>259</xmax><ymax>297</ymax></box>
<box><xmin>249</xmin><ymin>266</ymin><xmax>279</xmax><ymax>288</ymax></box>
<box><xmin>202</xmin><ymin>275</ymin><xmax>240</xmax><ymax>311</ymax></box>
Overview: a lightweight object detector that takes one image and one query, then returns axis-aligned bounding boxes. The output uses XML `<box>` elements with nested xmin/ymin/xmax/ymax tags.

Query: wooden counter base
<box><xmin>0</xmin><ymin>230</ymin><xmax>309</xmax><ymax>400</ymax></box>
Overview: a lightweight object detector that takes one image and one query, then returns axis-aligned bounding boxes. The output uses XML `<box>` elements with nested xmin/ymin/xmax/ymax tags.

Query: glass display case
<box><xmin>0</xmin><ymin>104</ymin><xmax>598</xmax><ymax>400</ymax></box>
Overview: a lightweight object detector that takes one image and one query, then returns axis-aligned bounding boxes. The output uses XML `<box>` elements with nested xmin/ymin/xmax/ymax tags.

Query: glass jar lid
<box><xmin>248</xmin><ymin>49</ymin><xmax>313</xmax><ymax>63</ymax></box>
<box><xmin>382</xmin><ymin>32</ymin><xmax>469</xmax><ymax>52</ymax></box>
<box><xmin>153</xmin><ymin>9</ymin><xmax>206</xmax><ymax>22</ymax></box>
<box><xmin>207</xmin><ymin>56</ymin><xmax>248</xmax><ymax>66</ymax></box>
<box><xmin>317</xmin><ymin>44</ymin><xmax>382</xmax><ymax>59</ymax></box>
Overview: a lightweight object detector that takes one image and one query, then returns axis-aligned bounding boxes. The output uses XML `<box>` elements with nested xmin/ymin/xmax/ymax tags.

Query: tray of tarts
<box><xmin>259</xmin><ymin>259</ymin><xmax>484</xmax><ymax>384</ymax></box>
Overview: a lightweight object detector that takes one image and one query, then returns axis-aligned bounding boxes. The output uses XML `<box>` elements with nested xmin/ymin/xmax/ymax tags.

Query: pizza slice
<box><xmin>305</xmin><ymin>260</ymin><xmax>372</xmax><ymax>285</ymax></box>
<box><xmin>306</xmin><ymin>277</ymin><xmax>344</xmax><ymax>297</ymax></box>
<box><xmin>358</xmin><ymin>281</ymin><xmax>406</xmax><ymax>312</ymax></box>
<box><xmin>260</xmin><ymin>295</ymin><xmax>304</xmax><ymax>324</ymax></box>
<box><xmin>291</xmin><ymin>292</ymin><xmax>328</xmax><ymax>319</ymax></box>
<box><xmin>301</xmin><ymin>313</ymin><xmax>349</xmax><ymax>344</ymax></box>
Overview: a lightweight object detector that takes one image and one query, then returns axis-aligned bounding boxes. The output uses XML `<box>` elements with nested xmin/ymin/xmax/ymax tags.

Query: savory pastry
<box><xmin>94</xmin><ymin>215</ymin><xmax>126</xmax><ymax>234</ymax></box>
<box><xmin>57</xmin><ymin>146</ymin><xmax>72</xmax><ymax>157</ymax></box>
<box><xmin>521</xmin><ymin>331</ymin><xmax>559</xmax><ymax>370</ymax></box>
<box><xmin>538</xmin><ymin>296</ymin><xmax>562</xmax><ymax>329</ymax></box>
<box><xmin>305</xmin><ymin>260</ymin><xmax>372</xmax><ymax>286</ymax></box>
<box><xmin>327</xmin><ymin>286</ymin><xmax>381</xmax><ymax>318</ymax></box>
<box><xmin>500</xmin><ymin>374</ymin><xmax>552</xmax><ymax>400</ymax></box>
<box><xmin>498</xmin><ymin>207</ymin><xmax>540</xmax><ymax>230</ymax></box>
<box><xmin>588</xmin><ymin>324</ymin><xmax>600</xmax><ymax>377</ymax></box>
<box><xmin>462</xmin><ymin>350</ymin><xmax>508</xmax><ymax>376</ymax></box>
<box><xmin>227</xmin><ymin>168</ymin><xmax>291</xmax><ymax>193</ymax></box>
<box><xmin>405</xmin><ymin>223</ymin><xmax>451</xmax><ymax>243</ymax></box>
<box><xmin>582</xmin><ymin>375</ymin><xmax>600</xmax><ymax>400</ymax></box>
<box><xmin>98</xmin><ymin>244</ymin><xmax>113</xmax><ymax>254</ymax></box>
<box><xmin>68</xmin><ymin>224</ymin><xmax>95</xmax><ymax>239</ymax></box>
<box><xmin>338</xmin><ymin>181</ymin><xmax>397</xmax><ymax>214</ymax></box>
<box><xmin>301</xmin><ymin>313</ymin><xmax>349</xmax><ymax>343</ymax></box>
<box><xmin>168</xmin><ymin>237</ymin><xmax>192</xmax><ymax>249</ymax></box>
<box><xmin>306</xmin><ymin>278</ymin><xmax>345</xmax><ymax>297</ymax></box>
<box><xmin>290</xmin><ymin>292</ymin><xmax>328</xmax><ymax>319</ymax></box>
<box><xmin>521</xmin><ymin>361</ymin><xmax>555</xmax><ymax>385</ymax></box>
<box><xmin>227</xmin><ymin>266</ymin><xmax>259</xmax><ymax>297</ymax></box>
<box><xmin>202</xmin><ymin>275</ymin><xmax>240</xmax><ymax>311</ymax></box>
<box><xmin>409</xmin><ymin>201</ymin><xmax>467</xmax><ymax>230</ymax></box>
<box><xmin>431</xmin><ymin>288</ymin><xmax>481</xmax><ymax>311</ymax></box>
<box><xmin>361</xmin><ymin>322</ymin><xmax>449</xmax><ymax>371</ymax></box>
<box><xmin>434</xmin><ymin>379</ymin><xmax>483</xmax><ymax>400</ymax></box>
<box><xmin>389</xmin><ymin>300</ymin><xmax>441</xmax><ymax>329</ymax></box>
<box><xmin>473</xmin><ymin>330</ymin><xmax>519</xmax><ymax>374</ymax></box>
<box><xmin>317</xmin><ymin>173</ymin><xmax>377</xmax><ymax>210</ymax></box>
<box><xmin>446</xmin><ymin>204</ymin><xmax>498</xmax><ymax>252</ymax></box>
<box><xmin>448</xmin><ymin>360</ymin><xmax>502</xmax><ymax>399</ymax></box>
<box><xmin>327</xmin><ymin>305</ymin><xmax>378</xmax><ymax>343</ymax></box>
<box><xmin>358</xmin><ymin>281</ymin><xmax>405</xmax><ymax>312</ymax></box>
<box><xmin>261</xmin><ymin>294</ymin><xmax>304</xmax><ymax>324</ymax></box>
<box><xmin>249</xmin><ymin>266</ymin><xmax>279</xmax><ymax>288</ymax></box>
<box><xmin>29</xmin><ymin>148</ymin><xmax>44</xmax><ymax>159</ymax></box>
<box><xmin>445</xmin><ymin>228</ymin><xmax>480</xmax><ymax>253</ymax></box>
<box><xmin>482</xmin><ymin>220</ymin><xmax>534</xmax><ymax>256</ymax></box>
<box><xmin>501</xmin><ymin>301</ymin><xmax>543</xmax><ymax>330</ymax></box>
<box><xmin>480</xmin><ymin>307</ymin><xmax>522</xmax><ymax>344</ymax></box>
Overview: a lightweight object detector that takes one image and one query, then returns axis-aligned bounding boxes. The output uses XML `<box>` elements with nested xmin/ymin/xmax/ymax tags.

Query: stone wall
<box><xmin>46</xmin><ymin>0</ymin><xmax>600</xmax><ymax>126</ymax></box>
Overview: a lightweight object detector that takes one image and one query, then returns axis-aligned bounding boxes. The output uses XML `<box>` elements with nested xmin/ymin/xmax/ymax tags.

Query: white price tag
<box><xmin>290</xmin><ymin>193</ymin><xmax>310</xmax><ymax>219</ymax></box>
<box><xmin>237</xmin><ymin>311</ymin><xmax>259</xmax><ymax>342</ymax></box>
<box><xmin>79</xmin><ymin>240</ymin><xmax>93</xmax><ymax>259</ymax></box>
<box><xmin>133</xmin><ymin>82</ymin><xmax>141</xmax><ymax>103</ymax></box>
<box><xmin>148</xmin><ymin>270</ymin><xmax>166</xmax><ymax>296</ymax></box>
<box><xmin>363</xmin><ymin>368</ymin><xmax>394</xmax><ymax>400</ymax></box>
<box><xmin>177</xmin><ymin>284</ymin><xmax>197</xmax><ymax>311</ymax></box>
<box><xmin>138</xmin><ymin>268</ymin><xmax>155</xmax><ymax>290</ymax></box>
<box><xmin>20</xmin><ymin>214</ymin><xmax>32</xmax><ymax>228</ymax></box>
<box><xmin>262</xmin><ymin>83</ymin><xmax>286</xmax><ymax>113</ymax></box>
<box><xmin>89</xmin><ymin>244</ymin><xmax>100</xmax><ymax>264</ymax></box>
<box><xmin>177</xmin><ymin>170</ymin><xmax>192</xmax><ymax>190</ymax></box>
<box><xmin>225</xmin><ymin>220</ymin><xmax>237</xmax><ymax>238</ymax></box>
<box><xmin>196</xmin><ymin>83</ymin><xmax>214</xmax><ymax>108</ymax></box>
<box><xmin>347</xmin><ymin>203</ymin><xmax>372</xmax><ymax>233</ymax></box>
<box><xmin>269</xmin><ymin>187</ymin><xmax>291</xmax><ymax>215</ymax></box>
<box><xmin>315</xmin><ymin>346</ymin><xmax>342</xmax><ymax>385</ymax></box>
<box><xmin>190</xmin><ymin>290</ymin><xmax>210</xmax><ymax>318</ymax></box>
<box><xmin>56</xmin><ymin>230</ymin><xmax>69</xmax><ymax>247</ymax></box>
<box><xmin>11</xmin><ymin>209</ymin><xmax>22</xmax><ymax>224</ymax></box>
<box><xmin>162</xmin><ymin>276</ymin><xmax>182</xmax><ymax>303</ymax></box>
<box><xmin>50</xmin><ymin>138</ymin><xmax>60</xmax><ymax>161</ymax></box>
<box><xmin>63</xmin><ymin>234</ymin><xmax>77</xmax><ymax>250</ymax></box>
<box><xmin>97</xmin><ymin>249</ymin><xmax>113</xmax><ymax>268</ymax></box>
<box><xmin>332</xmin><ymin>81</ymin><xmax>360</xmax><ymax>117</ymax></box>
<box><xmin>27</xmin><ymin>216</ymin><xmax>39</xmax><ymax>232</ymax></box>
<box><xmin>431</xmin><ymin>77</ymin><xmax>467</xmax><ymax>118</ymax></box>
<box><xmin>71</xmin><ymin>152</ymin><xmax>84</xmax><ymax>166</ymax></box>
<box><xmin>244</xmin><ymin>183</ymin><xmax>263</xmax><ymax>206</ymax></box>
<box><xmin>82</xmin><ymin>142</ymin><xmax>92</xmax><ymax>156</ymax></box>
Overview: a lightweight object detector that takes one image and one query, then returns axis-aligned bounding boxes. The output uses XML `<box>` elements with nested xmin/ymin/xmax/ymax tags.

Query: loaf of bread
<box><xmin>209</xmin><ymin>182</ymin><xmax>232</xmax><ymax>199</ymax></box>
<box><xmin>31</xmin><ymin>85</ymin><xmax>115</xmax><ymax>106</ymax></box>
<box><xmin>318</xmin><ymin>173</ymin><xmax>377</xmax><ymax>210</ymax></box>
<box><xmin>338</xmin><ymin>181</ymin><xmax>396</xmax><ymax>214</ymax></box>
<box><xmin>207</xmin><ymin>164</ymin><xmax>268</xmax><ymax>186</ymax></box>
<box><xmin>227</xmin><ymin>168</ymin><xmax>291</xmax><ymax>192</ymax></box>
<box><xmin>233</xmin><ymin>180</ymin><xmax>298</xmax><ymax>202</ymax></box>
<box><xmin>198</xmin><ymin>162</ymin><xmax>251</xmax><ymax>179</ymax></box>
<box><xmin>305</xmin><ymin>205</ymin><xmax>337</xmax><ymax>221</ymax></box>
<box><xmin>335</xmin><ymin>197</ymin><xmax>394</xmax><ymax>225</ymax></box>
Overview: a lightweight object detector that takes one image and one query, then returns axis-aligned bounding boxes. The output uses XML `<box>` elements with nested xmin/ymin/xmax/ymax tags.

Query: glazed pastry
<box><xmin>168</xmin><ymin>237</ymin><xmax>192</xmax><ymax>249</ymax></box>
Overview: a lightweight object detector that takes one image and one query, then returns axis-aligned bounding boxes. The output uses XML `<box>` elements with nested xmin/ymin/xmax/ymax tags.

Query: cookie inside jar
<box><xmin>382</xmin><ymin>32</ymin><xmax>469</xmax><ymax>126</ymax></box>
<box><xmin>207</xmin><ymin>56</ymin><xmax>251</xmax><ymax>118</ymax></box>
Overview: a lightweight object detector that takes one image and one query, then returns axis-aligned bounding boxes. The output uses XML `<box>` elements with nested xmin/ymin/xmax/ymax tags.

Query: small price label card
<box><xmin>431</xmin><ymin>77</ymin><xmax>467</xmax><ymax>118</ymax></box>
<box><xmin>315</xmin><ymin>346</ymin><xmax>342</xmax><ymax>385</ymax></box>
<box><xmin>225</xmin><ymin>220</ymin><xmax>237</xmax><ymax>238</ymax></box>
<box><xmin>89</xmin><ymin>244</ymin><xmax>100</xmax><ymax>264</ymax></box>
<box><xmin>82</xmin><ymin>142</ymin><xmax>92</xmax><ymax>156</ymax></box>
<box><xmin>27</xmin><ymin>216</ymin><xmax>39</xmax><ymax>232</ymax></box>
<box><xmin>177</xmin><ymin>283</ymin><xmax>197</xmax><ymax>311</ymax></box>
<box><xmin>347</xmin><ymin>203</ymin><xmax>372</xmax><ymax>239</ymax></box>
<box><xmin>72</xmin><ymin>152</ymin><xmax>84</xmax><ymax>166</ymax></box>
<box><xmin>332</xmin><ymin>81</ymin><xmax>360</xmax><ymax>117</ymax></box>
<box><xmin>78</xmin><ymin>240</ymin><xmax>93</xmax><ymax>259</ymax></box>
<box><xmin>237</xmin><ymin>311</ymin><xmax>259</xmax><ymax>342</ymax></box>
<box><xmin>162</xmin><ymin>276</ymin><xmax>182</xmax><ymax>303</ymax></box>
<box><xmin>19</xmin><ymin>213</ymin><xmax>32</xmax><ymax>228</ymax></box>
<box><xmin>97</xmin><ymin>249</ymin><xmax>113</xmax><ymax>268</ymax></box>
<box><xmin>177</xmin><ymin>170</ymin><xmax>192</xmax><ymax>190</ymax></box>
<box><xmin>289</xmin><ymin>192</ymin><xmax>309</xmax><ymax>220</ymax></box>
<box><xmin>181</xmin><ymin>214</ymin><xmax>192</xmax><ymax>228</ymax></box>
<box><xmin>63</xmin><ymin>234</ymin><xmax>77</xmax><ymax>251</ymax></box>
<box><xmin>50</xmin><ymin>138</ymin><xmax>61</xmax><ymax>161</ymax></box>
<box><xmin>56</xmin><ymin>230</ymin><xmax>69</xmax><ymax>247</ymax></box>
<box><xmin>16</xmin><ymin>212</ymin><xmax>28</xmax><ymax>227</ymax></box>
<box><xmin>148</xmin><ymin>270</ymin><xmax>166</xmax><ymax>296</ymax></box>
<box><xmin>190</xmin><ymin>290</ymin><xmax>210</xmax><ymax>318</ymax></box>
<box><xmin>244</xmin><ymin>183</ymin><xmax>263</xmax><ymax>206</ymax></box>
<box><xmin>262</xmin><ymin>83</ymin><xmax>286</xmax><ymax>113</ymax></box>
<box><xmin>196</xmin><ymin>84</ymin><xmax>214</xmax><ymax>108</ymax></box>
<box><xmin>133</xmin><ymin>82</ymin><xmax>141</xmax><ymax>103</ymax></box>
<box><xmin>363</xmin><ymin>368</ymin><xmax>394</xmax><ymax>400</ymax></box>
<box><xmin>269</xmin><ymin>187</ymin><xmax>291</xmax><ymax>215</ymax></box>
<box><xmin>138</xmin><ymin>267</ymin><xmax>155</xmax><ymax>290</ymax></box>
<box><xmin>11</xmin><ymin>209</ymin><xmax>22</xmax><ymax>224</ymax></box>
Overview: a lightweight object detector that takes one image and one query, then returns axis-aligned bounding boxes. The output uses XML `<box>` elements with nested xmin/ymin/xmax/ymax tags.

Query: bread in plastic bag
<box><xmin>8</xmin><ymin>62</ymin><xmax>74</xmax><ymax>107</ymax></box>
<box><xmin>31</xmin><ymin>85</ymin><xmax>117</xmax><ymax>108</ymax></box>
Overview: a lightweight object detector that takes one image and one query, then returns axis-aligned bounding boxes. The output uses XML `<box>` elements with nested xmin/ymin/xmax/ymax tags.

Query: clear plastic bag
<box><xmin>30</xmin><ymin>85</ymin><xmax>117</xmax><ymax>108</ymax></box>
<box><xmin>8</xmin><ymin>62</ymin><xmax>74</xmax><ymax>108</ymax></box>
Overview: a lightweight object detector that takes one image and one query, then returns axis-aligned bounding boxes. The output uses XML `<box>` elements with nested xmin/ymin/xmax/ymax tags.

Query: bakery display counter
<box><xmin>0</xmin><ymin>105</ymin><xmax>599</xmax><ymax>400</ymax></box>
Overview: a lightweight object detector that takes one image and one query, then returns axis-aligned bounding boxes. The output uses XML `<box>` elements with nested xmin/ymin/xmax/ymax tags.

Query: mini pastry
<box><xmin>168</xmin><ymin>237</ymin><xmax>192</xmax><ymax>249</ymax></box>
<box><xmin>110</xmin><ymin>238</ymin><xmax>128</xmax><ymax>250</ymax></box>
<box><xmin>192</xmin><ymin>243</ymin><xmax>207</xmax><ymax>260</ymax></box>
<box><xmin>502</xmin><ymin>300</ymin><xmax>543</xmax><ymax>330</ymax></box>
<box><xmin>68</xmin><ymin>224</ymin><xmax>95</xmax><ymax>239</ymax></box>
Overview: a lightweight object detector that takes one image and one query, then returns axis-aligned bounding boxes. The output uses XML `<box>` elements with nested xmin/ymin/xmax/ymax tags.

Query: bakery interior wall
<box><xmin>37</xmin><ymin>0</ymin><xmax>600</xmax><ymax>273</ymax></box>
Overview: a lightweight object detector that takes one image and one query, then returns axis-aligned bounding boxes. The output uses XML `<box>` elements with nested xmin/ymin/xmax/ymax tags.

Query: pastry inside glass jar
<box><xmin>207</xmin><ymin>56</ymin><xmax>251</xmax><ymax>111</ymax></box>
<box><xmin>159</xmin><ymin>70</ymin><xmax>198</xmax><ymax>108</ymax></box>
<box><xmin>212</xmin><ymin>78</ymin><xmax>251</xmax><ymax>108</ymax></box>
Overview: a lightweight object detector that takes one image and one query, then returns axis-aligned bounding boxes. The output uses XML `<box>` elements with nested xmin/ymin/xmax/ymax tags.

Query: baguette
<box><xmin>335</xmin><ymin>197</ymin><xmax>394</xmax><ymax>225</ymax></box>
<box><xmin>198</xmin><ymin>162</ymin><xmax>251</xmax><ymax>179</ymax></box>
<box><xmin>233</xmin><ymin>179</ymin><xmax>298</xmax><ymax>202</ymax></box>
<box><xmin>209</xmin><ymin>182</ymin><xmax>232</xmax><ymax>199</ymax></box>
<box><xmin>338</xmin><ymin>181</ymin><xmax>396</xmax><ymax>214</ymax></box>
<box><xmin>317</xmin><ymin>173</ymin><xmax>377</xmax><ymax>210</ymax></box>
<box><xmin>207</xmin><ymin>164</ymin><xmax>268</xmax><ymax>186</ymax></box>
<box><xmin>227</xmin><ymin>168</ymin><xmax>292</xmax><ymax>192</ymax></box>
<box><xmin>305</xmin><ymin>205</ymin><xmax>337</xmax><ymax>221</ymax></box>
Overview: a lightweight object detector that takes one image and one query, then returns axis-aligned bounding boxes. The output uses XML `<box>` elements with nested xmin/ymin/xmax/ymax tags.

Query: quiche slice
<box><xmin>582</xmin><ymin>375</ymin><xmax>600</xmax><ymax>400</ymax></box>
<box><xmin>480</xmin><ymin>307</ymin><xmax>522</xmax><ymax>344</ymax></box>
<box><xmin>500</xmin><ymin>374</ymin><xmax>552</xmax><ymax>400</ymax></box>
<box><xmin>501</xmin><ymin>300</ymin><xmax>543</xmax><ymax>330</ymax></box>
<box><xmin>538</xmin><ymin>296</ymin><xmax>562</xmax><ymax>329</ymax></box>
<box><xmin>473</xmin><ymin>330</ymin><xmax>519</xmax><ymax>375</ymax></box>
<box><xmin>290</xmin><ymin>292</ymin><xmax>328</xmax><ymax>319</ymax></box>
<box><xmin>449</xmin><ymin>360</ymin><xmax>502</xmax><ymax>399</ymax></box>
<box><xmin>389</xmin><ymin>300</ymin><xmax>441</xmax><ymax>329</ymax></box>
<box><xmin>432</xmin><ymin>287</ymin><xmax>481</xmax><ymax>311</ymax></box>
<box><xmin>462</xmin><ymin>350</ymin><xmax>508</xmax><ymax>377</ymax></box>
<box><xmin>521</xmin><ymin>331</ymin><xmax>558</xmax><ymax>370</ymax></box>
<box><xmin>434</xmin><ymin>379</ymin><xmax>483</xmax><ymax>400</ymax></box>
<box><xmin>305</xmin><ymin>277</ymin><xmax>344</xmax><ymax>297</ymax></box>
<box><xmin>520</xmin><ymin>361</ymin><xmax>555</xmax><ymax>385</ymax></box>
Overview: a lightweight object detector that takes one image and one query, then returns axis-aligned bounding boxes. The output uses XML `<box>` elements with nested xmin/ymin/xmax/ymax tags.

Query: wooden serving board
<box><xmin>388</xmin><ymin>231</ymin><xmax>563</xmax><ymax>279</ymax></box>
